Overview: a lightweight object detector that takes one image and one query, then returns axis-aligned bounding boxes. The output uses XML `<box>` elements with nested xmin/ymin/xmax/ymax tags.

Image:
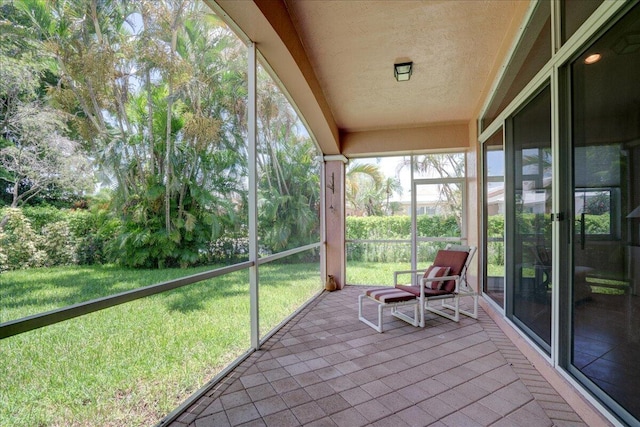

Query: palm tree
<box><xmin>381</xmin><ymin>176</ymin><xmax>403</xmax><ymax>215</ymax></box>
<box><xmin>256</xmin><ymin>69</ymin><xmax>320</xmax><ymax>253</ymax></box>
<box><xmin>345</xmin><ymin>162</ymin><xmax>384</xmax><ymax>216</ymax></box>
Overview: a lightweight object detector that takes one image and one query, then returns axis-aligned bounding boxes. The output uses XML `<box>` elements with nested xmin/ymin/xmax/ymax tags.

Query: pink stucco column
<box><xmin>324</xmin><ymin>158</ymin><xmax>346</xmax><ymax>290</ymax></box>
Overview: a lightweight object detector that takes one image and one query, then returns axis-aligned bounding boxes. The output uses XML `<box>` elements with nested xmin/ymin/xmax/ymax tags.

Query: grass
<box><xmin>0</xmin><ymin>263</ymin><xmax>321</xmax><ymax>427</ymax></box>
<box><xmin>346</xmin><ymin>261</ymin><xmax>411</xmax><ymax>286</ymax></box>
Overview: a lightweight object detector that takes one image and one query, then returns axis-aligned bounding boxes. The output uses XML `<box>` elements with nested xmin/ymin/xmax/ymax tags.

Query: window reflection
<box><xmin>510</xmin><ymin>85</ymin><xmax>552</xmax><ymax>352</ymax></box>
<box><xmin>484</xmin><ymin>129</ymin><xmax>505</xmax><ymax>308</ymax></box>
<box><xmin>569</xmin><ymin>4</ymin><xmax>640</xmax><ymax>423</ymax></box>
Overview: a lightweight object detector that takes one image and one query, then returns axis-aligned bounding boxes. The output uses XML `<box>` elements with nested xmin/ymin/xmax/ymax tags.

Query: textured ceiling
<box><xmin>283</xmin><ymin>0</ymin><xmax>527</xmax><ymax>133</ymax></box>
<box><xmin>211</xmin><ymin>0</ymin><xmax>529</xmax><ymax>154</ymax></box>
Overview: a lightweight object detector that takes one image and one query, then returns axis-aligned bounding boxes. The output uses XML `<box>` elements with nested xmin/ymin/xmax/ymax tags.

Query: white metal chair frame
<box><xmin>393</xmin><ymin>244</ymin><xmax>478</xmax><ymax>324</ymax></box>
<box><xmin>357</xmin><ymin>290</ymin><xmax>420</xmax><ymax>333</ymax></box>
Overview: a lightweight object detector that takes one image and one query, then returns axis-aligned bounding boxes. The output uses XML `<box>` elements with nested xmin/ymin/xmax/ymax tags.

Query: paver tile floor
<box><xmin>169</xmin><ymin>286</ymin><xmax>592</xmax><ymax>427</ymax></box>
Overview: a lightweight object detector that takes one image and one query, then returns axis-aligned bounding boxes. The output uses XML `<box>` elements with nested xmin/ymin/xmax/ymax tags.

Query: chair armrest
<box><xmin>393</xmin><ymin>269</ymin><xmax>427</xmax><ymax>285</ymax></box>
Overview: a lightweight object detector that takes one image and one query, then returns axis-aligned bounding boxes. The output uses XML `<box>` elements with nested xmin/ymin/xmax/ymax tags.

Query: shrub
<box><xmin>205</xmin><ymin>235</ymin><xmax>250</xmax><ymax>264</ymax></box>
<box><xmin>68</xmin><ymin>209</ymin><xmax>120</xmax><ymax>265</ymax></box>
<box><xmin>0</xmin><ymin>208</ymin><xmax>46</xmax><ymax>270</ymax></box>
<box><xmin>0</xmin><ymin>231</ymin><xmax>8</xmax><ymax>272</ymax></box>
<box><xmin>346</xmin><ymin>214</ymin><xmax>461</xmax><ymax>263</ymax></box>
<box><xmin>21</xmin><ymin>205</ymin><xmax>67</xmax><ymax>233</ymax></box>
<box><xmin>39</xmin><ymin>221</ymin><xmax>75</xmax><ymax>266</ymax></box>
<box><xmin>584</xmin><ymin>214</ymin><xmax>610</xmax><ymax>235</ymax></box>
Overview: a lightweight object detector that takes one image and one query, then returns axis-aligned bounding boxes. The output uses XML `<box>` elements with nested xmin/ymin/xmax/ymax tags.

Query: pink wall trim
<box><xmin>325</xmin><ymin>160</ymin><xmax>345</xmax><ymax>289</ymax></box>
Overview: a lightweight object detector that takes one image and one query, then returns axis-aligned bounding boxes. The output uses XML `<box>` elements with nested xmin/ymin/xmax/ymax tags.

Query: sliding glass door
<box><xmin>481</xmin><ymin>2</ymin><xmax>640</xmax><ymax>423</ymax></box>
<box><xmin>483</xmin><ymin>129</ymin><xmax>505</xmax><ymax>308</ymax></box>
<box><xmin>507</xmin><ymin>84</ymin><xmax>552</xmax><ymax>352</ymax></box>
<box><xmin>566</xmin><ymin>4</ymin><xmax>640</xmax><ymax>423</ymax></box>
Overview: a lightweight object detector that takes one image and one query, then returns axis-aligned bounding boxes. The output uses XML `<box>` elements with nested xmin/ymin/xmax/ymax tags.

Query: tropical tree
<box><xmin>15</xmin><ymin>0</ymin><xmax>249</xmax><ymax>267</ymax></box>
<box><xmin>381</xmin><ymin>176</ymin><xmax>403</xmax><ymax>215</ymax></box>
<box><xmin>6</xmin><ymin>0</ymin><xmax>320</xmax><ymax>267</ymax></box>
<box><xmin>345</xmin><ymin>162</ymin><xmax>395</xmax><ymax>216</ymax></box>
<box><xmin>0</xmin><ymin>2</ymin><xmax>93</xmax><ymax>226</ymax></box>
<box><xmin>257</xmin><ymin>71</ymin><xmax>320</xmax><ymax>253</ymax></box>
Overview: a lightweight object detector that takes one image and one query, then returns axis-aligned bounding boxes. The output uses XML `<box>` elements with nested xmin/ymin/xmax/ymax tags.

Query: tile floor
<box><xmin>168</xmin><ymin>286</ymin><xmax>602</xmax><ymax>427</ymax></box>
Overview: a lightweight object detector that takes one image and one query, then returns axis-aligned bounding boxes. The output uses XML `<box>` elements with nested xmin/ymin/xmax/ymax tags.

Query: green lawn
<box><xmin>346</xmin><ymin>261</ymin><xmax>413</xmax><ymax>286</ymax></box>
<box><xmin>0</xmin><ymin>263</ymin><xmax>321</xmax><ymax>427</ymax></box>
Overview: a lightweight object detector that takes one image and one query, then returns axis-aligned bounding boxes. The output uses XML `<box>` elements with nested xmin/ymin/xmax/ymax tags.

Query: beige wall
<box><xmin>341</xmin><ymin>122</ymin><xmax>470</xmax><ymax>156</ymax></box>
<box><xmin>324</xmin><ymin>160</ymin><xmax>346</xmax><ymax>289</ymax></box>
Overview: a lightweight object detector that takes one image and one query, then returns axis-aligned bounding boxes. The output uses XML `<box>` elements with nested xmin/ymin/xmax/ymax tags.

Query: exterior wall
<box><xmin>341</xmin><ymin>122</ymin><xmax>469</xmax><ymax>156</ymax></box>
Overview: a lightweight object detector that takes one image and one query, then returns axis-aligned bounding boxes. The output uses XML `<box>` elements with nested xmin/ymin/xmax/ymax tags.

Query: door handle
<box><xmin>580</xmin><ymin>212</ymin><xmax>585</xmax><ymax>250</ymax></box>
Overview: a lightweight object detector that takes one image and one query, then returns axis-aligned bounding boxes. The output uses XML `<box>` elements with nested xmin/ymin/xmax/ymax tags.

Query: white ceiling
<box><xmin>212</xmin><ymin>0</ymin><xmax>530</xmax><ymax>154</ymax></box>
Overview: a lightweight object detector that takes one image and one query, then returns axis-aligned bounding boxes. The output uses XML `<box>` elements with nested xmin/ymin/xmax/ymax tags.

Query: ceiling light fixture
<box><xmin>584</xmin><ymin>53</ymin><xmax>601</xmax><ymax>64</ymax></box>
<box><xmin>394</xmin><ymin>62</ymin><xmax>413</xmax><ymax>81</ymax></box>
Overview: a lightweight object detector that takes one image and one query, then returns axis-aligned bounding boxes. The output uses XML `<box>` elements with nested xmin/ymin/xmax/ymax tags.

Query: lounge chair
<box><xmin>358</xmin><ymin>244</ymin><xmax>477</xmax><ymax>332</ymax></box>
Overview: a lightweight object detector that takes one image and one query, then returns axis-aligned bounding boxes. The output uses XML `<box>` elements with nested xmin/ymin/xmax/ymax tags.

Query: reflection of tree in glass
<box><xmin>585</xmin><ymin>192</ymin><xmax>610</xmax><ymax>215</ymax></box>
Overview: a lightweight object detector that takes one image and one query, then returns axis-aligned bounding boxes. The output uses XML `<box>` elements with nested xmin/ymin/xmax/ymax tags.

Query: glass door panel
<box><xmin>414</xmin><ymin>181</ymin><xmax>463</xmax><ymax>267</ymax></box>
<box><xmin>568</xmin><ymin>4</ymin><xmax>640</xmax><ymax>423</ymax></box>
<box><xmin>484</xmin><ymin>129</ymin><xmax>505</xmax><ymax>308</ymax></box>
<box><xmin>510</xmin><ymin>85</ymin><xmax>552</xmax><ymax>352</ymax></box>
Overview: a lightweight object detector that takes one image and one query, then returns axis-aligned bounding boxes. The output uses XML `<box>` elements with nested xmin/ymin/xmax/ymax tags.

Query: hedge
<box><xmin>0</xmin><ymin>207</ymin><xmax>612</xmax><ymax>271</ymax></box>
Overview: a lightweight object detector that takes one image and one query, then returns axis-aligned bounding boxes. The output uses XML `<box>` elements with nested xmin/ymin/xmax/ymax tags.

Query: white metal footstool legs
<box><xmin>358</xmin><ymin>288</ymin><xmax>420</xmax><ymax>333</ymax></box>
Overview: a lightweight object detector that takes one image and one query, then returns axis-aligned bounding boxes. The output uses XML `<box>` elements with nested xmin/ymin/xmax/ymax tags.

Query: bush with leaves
<box><xmin>346</xmin><ymin>214</ymin><xmax>461</xmax><ymax>262</ymax></box>
<box><xmin>584</xmin><ymin>214</ymin><xmax>610</xmax><ymax>235</ymax></box>
<box><xmin>0</xmin><ymin>208</ymin><xmax>45</xmax><ymax>269</ymax></box>
<box><xmin>68</xmin><ymin>209</ymin><xmax>120</xmax><ymax>265</ymax></box>
<box><xmin>0</xmin><ymin>231</ymin><xmax>8</xmax><ymax>272</ymax></box>
<box><xmin>39</xmin><ymin>220</ymin><xmax>75</xmax><ymax>266</ymax></box>
<box><xmin>21</xmin><ymin>205</ymin><xmax>67</xmax><ymax>233</ymax></box>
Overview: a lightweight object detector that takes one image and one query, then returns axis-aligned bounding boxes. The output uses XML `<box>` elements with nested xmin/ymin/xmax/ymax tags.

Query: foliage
<box><xmin>401</xmin><ymin>153</ymin><xmax>465</xmax><ymax>224</ymax></box>
<box><xmin>20</xmin><ymin>204</ymin><xmax>67</xmax><ymax>232</ymax></box>
<box><xmin>38</xmin><ymin>221</ymin><xmax>75</xmax><ymax>266</ymax></box>
<box><xmin>583</xmin><ymin>214</ymin><xmax>610</xmax><ymax>235</ymax></box>
<box><xmin>346</xmin><ymin>214</ymin><xmax>459</xmax><ymax>240</ymax></box>
<box><xmin>68</xmin><ymin>208</ymin><xmax>121</xmax><ymax>265</ymax></box>
<box><xmin>0</xmin><ymin>231</ymin><xmax>8</xmax><ymax>272</ymax></box>
<box><xmin>344</xmin><ymin>161</ymin><xmax>404</xmax><ymax>216</ymax></box>
<box><xmin>0</xmin><ymin>3</ymin><xmax>94</xmax><ymax>213</ymax></box>
<box><xmin>0</xmin><ymin>205</ymin><xmax>120</xmax><ymax>269</ymax></box>
<box><xmin>0</xmin><ymin>208</ymin><xmax>45</xmax><ymax>269</ymax></box>
<box><xmin>0</xmin><ymin>0</ymin><xmax>322</xmax><ymax>267</ymax></box>
<box><xmin>346</xmin><ymin>214</ymin><xmax>460</xmax><ymax>262</ymax></box>
<box><xmin>257</xmin><ymin>119</ymin><xmax>320</xmax><ymax>253</ymax></box>
<box><xmin>255</xmin><ymin>71</ymin><xmax>320</xmax><ymax>254</ymax></box>
<box><xmin>585</xmin><ymin>192</ymin><xmax>610</xmax><ymax>215</ymax></box>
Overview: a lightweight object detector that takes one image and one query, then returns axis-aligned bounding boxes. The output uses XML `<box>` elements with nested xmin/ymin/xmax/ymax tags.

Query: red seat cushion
<box><xmin>395</xmin><ymin>284</ymin><xmax>455</xmax><ymax>297</ymax></box>
<box><xmin>365</xmin><ymin>288</ymin><xmax>417</xmax><ymax>303</ymax></box>
<box><xmin>395</xmin><ymin>284</ymin><xmax>420</xmax><ymax>296</ymax></box>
